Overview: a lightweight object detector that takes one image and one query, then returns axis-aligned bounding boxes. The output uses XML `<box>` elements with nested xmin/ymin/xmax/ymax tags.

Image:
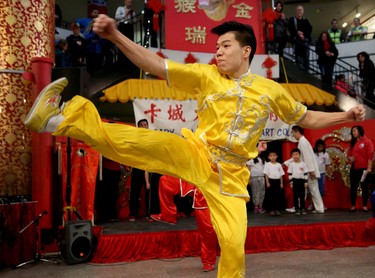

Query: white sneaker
<box><xmin>285</xmin><ymin>207</ymin><xmax>295</xmax><ymax>213</ymax></box>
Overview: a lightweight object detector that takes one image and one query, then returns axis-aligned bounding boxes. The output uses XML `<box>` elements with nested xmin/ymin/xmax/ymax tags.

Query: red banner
<box><xmin>165</xmin><ymin>0</ymin><xmax>264</xmax><ymax>53</ymax></box>
<box><xmin>60</xmin><ymin>141</ymin><xmax>100</xmax><ymax>222</ymax></box>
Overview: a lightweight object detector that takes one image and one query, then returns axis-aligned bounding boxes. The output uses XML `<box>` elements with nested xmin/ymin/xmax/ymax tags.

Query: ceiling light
<box><xmin>355</xmin><ymin>12</ymin><xmax>361</xmax><ymax>18</ymax></box>
<box><xmin>342</xmin><ymin>22</ymin><xmax>347</xmax><ymax>28</ymax></box>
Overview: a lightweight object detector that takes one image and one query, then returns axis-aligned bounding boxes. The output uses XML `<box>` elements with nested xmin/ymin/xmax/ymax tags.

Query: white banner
<box><xmin>260</xmin><ymin>113</ymin><xmax>296</xmax><ymax>142</ymax></box>
<box><xmin>133</xmin><ymin>99</ymin><xmax>198</xmax><ymax>136</ymax></box>
<box><xmin>133</xmin><ymin>100</ymin><xmax>295</xmax><ymax>141</ymax></box>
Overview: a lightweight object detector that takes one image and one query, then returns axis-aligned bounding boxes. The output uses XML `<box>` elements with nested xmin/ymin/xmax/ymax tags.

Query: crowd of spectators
<box><xmin>54</xmin><ymin>0</ymin><xmax>146</xmax><ymax>75</ymax></box>
<box><xmin>268</xmin><ymin>2</ymin><xmax>374</xmax><ymax>108</ymax></box>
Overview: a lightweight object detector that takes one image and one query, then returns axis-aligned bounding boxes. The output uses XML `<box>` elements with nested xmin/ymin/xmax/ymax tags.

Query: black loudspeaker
<box><xmin>61</xmin><ymin>220</ymin><xmax>93</xmax><ymax>264</ymax></box>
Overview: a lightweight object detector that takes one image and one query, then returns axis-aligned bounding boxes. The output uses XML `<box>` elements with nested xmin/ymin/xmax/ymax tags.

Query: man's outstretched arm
<box><xmin>93</xmin><ymin>14</ymin><xmax>166</xmax><ymax>79</ymax></box>
<box><xmin>298</xmin><ymin>105</ymin><xmax>365</xmax><ymax>129</ymax></box>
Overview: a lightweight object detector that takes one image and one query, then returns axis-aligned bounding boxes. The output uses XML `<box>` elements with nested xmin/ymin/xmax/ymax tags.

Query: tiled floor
<box><xmin>1</xmin><ymin>246</ymin><xmax>375</xmax><ymax>278</ymax></box>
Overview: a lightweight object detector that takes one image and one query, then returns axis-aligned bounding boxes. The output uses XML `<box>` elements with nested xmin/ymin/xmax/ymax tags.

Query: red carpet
<box><xmin>90</xmin><ymin>221</ymin><xmax>375</xmax><ymax>264</ymax></box>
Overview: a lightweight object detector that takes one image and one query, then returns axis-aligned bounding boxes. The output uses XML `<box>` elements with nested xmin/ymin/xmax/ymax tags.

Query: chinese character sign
<box><xmin>133</xmin><ymin>99</ymin><xmax>292</xmax><ymax>140</ymax></box>
<box><xmin>165</xmin><ymin>0</ymin><xmax>264</xmax><ymax>53</ymax></box>
<box><xmin>133</xmin><ymin>99</ymin><xmax>199</xmax><ymax>136</ymax></box>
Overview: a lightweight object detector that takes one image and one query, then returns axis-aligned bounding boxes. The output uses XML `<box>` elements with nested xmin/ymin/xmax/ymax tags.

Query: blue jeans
<box><xmin>317</xmin><ymin>173</ymin><xmax>325</xmax><ymax>197</ymax></box>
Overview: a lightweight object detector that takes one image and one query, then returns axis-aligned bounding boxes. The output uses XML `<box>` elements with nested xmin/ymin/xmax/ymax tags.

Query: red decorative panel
<box><xmin>164</xmin><ymin>0</ymin><xmax>264</xmax><ymax>53</ymax></box>
<box><xmin>0</xmin><ymin>0</ymin><xmax>54</xmax><ymax>196</ymax></box>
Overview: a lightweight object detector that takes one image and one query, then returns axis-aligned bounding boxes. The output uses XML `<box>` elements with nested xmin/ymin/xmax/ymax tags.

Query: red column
<box><xmin>31</xmin><ymin>57</ymin><xmax>54</xmax><ymax>228</ymax></box>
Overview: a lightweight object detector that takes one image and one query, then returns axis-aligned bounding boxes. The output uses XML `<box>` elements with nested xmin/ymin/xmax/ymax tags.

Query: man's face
<box><xmin>331</xmin><ymin>20</ymin><xmax>338</xmax><ymax>29</ymax></box>
<box><xmin>73</xmin><ymin>27</ymin><xmax>80</xmax><ymax>35</ymax></box>
<box><xmin>215</xmin><ymin>32</ymin><xmax>250</xmax><ymax>77</ymax></box>
<box><xmin>296</xmin><ymin>6</ymin><xmax>304</xmax><ymax>18</ymax></box>
<box><xmin>291</xmin><ymin>130</ymin><xmax>301</xmax><ymax>140</ymax></box>
<box><xmin>91</xmin><ymin>9</ymin><xmax>99</xmax><ymax>18</ymax></box>
<box><xmin>125</xmin><ymin>0</ymin><xmax>132</xmax><ymax>8</ymax></box>
<box><xmin>138</xmin><ymin>121</ymin><xmax>148</xmax><ymax>129</ymax></box>
<box><xmin>353</xmin><ymin>18</ymin><xmax>360</xmax><ymax>27</ymax></box>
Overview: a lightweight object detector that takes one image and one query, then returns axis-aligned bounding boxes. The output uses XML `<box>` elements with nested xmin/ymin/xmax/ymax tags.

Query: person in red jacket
<box><xmin>347</xmin><ymin>125</ymin><xmax>374</xmax><ymax>212</ymax></box>
<box><xmin>151</xmin><ymin>175</ymin><xmax>218</xmax><ymax>272</ymax></box>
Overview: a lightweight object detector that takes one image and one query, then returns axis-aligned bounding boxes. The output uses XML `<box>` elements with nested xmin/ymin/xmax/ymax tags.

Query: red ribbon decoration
<box><xmin>262</xmin><ymin>55</ymin><xmax>277</xmax><ymax>79</ymax></box>
<box><xmin>146</xmin><ymin>0</ymin><xmax>166</xmax><ymax>32</ymax></box>
<box><xmin>262</xmin><ymin>7</ymin><xmax>278</xmax><ymax>42</ymax></box>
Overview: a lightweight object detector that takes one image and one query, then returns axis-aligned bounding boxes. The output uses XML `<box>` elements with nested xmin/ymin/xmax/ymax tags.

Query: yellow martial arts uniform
<box><xmin>54</xmin><ymin>60</ymin><xmax>306</xmax><ymax>277</ymax></box>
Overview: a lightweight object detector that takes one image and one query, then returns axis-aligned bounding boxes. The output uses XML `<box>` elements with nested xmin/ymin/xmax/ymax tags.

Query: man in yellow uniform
<box><xmin>24</xmin><ymin>15</ymin><xmax>365</xmax><ymax>278</ymax></box>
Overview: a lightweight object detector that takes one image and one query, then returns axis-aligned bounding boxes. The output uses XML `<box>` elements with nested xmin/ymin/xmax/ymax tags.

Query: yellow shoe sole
<box><xmin>24</xmin><ymin>77</ymin><xmax>68</xmax><ymax>132</ymax></box>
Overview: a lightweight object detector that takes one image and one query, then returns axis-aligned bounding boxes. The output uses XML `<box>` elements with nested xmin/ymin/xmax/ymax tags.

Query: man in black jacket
<box><xmin>288</xmin><ymin>5</ymin><xmax>312</xmax><ymax>70</ymax></box>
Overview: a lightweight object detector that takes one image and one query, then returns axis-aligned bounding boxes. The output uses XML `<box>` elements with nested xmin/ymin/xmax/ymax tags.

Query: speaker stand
<box><xmin>15</xmin><ymin>211</ymin><xmax>60</xmax><ymax>268</ymax></box>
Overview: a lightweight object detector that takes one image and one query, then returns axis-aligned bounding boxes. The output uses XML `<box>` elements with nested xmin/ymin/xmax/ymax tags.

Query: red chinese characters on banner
<box><xmin>133</xmin><ymin>99</ymin><xmax>198</xmax><ymax>135</ymax></box>
<box><xmin>143</xmin><ymin>102</ymin><xmax>193</xmax><ymax>124</ymax></box>
<box><xmin>165</xmin><ymin>0</ymin><xmax>264</xmax><ymax>53</ymax></box>
<box><xmin>144</xmin><ymin>103</ymin><xmax>162</xmax><ymax>123</ymax></box>
<box><xmin>168</xmin><ymin>104</ymin><xmax>186</xmax><ymax>122</ymax></box>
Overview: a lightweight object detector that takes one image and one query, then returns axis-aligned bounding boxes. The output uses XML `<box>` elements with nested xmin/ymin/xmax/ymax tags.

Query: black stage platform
<box><xmin>100</xmin><ymin>209</ymin><xmax>373</xmax><ymax>235</ymax></box>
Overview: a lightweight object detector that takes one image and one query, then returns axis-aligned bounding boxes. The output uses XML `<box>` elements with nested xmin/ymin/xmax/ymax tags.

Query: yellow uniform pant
<box><xmin>55</xmin><ymin>96</ymin><xmax>247</xmax><ymax>277</ymax></box>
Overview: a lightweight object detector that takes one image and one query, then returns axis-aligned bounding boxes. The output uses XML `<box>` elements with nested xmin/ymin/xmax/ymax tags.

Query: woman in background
<box><xmin>357</xmin><ymin>51</ymin><xmax>375</xmax><ymax>109</ymax></box>
<box><xmin>315</xmin><ymin>31</ymin><xmax>338</xmax><ymax>86</ymax></box>
<box><xmin>347</xmin><ymin>125</ymin><xmax>374</xmax><ymax>212</ymax></box>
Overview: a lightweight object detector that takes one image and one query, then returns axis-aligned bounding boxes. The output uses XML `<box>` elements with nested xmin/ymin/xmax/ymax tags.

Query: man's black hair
<box><xmin>291</xmin><ymin>148</ymin><xmax>301</xmax><ymax>155</ymax></box>
<box><xmin>211</xmin><ymin>21</ymin><xmax>257</xmax><ymax>64</ymax></box>
<box><xmin>137</xmin><ymin>118</ymin><xmax>148</xmax><ymax>127</ymax></box>
<box><xmin>292</xmin><ymin>125</ymin><xmax>304</xmax><ymax>135</ymax></box>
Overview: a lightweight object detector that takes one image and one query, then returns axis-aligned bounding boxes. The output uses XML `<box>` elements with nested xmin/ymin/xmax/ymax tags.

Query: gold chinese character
<box><xmin>185</xmin><ymin>26</ymin><xmax>206</xmax><ymax>44</ymax></box>
<box><xmin>233</xmin><ymin>2</ymin><xmax>253</xmax><ymax>19</ymax></box>
<box><xmin>174</xmin><ymin>0</ymin><xmax>197</xmax><ymax>13</ymax></box>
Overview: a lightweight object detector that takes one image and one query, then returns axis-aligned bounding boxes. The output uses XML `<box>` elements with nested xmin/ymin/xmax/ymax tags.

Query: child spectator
<box><xmin>335</xmin><ymin>74</ymin><xmax>354</xmax><ymax>96</ymax></box>
<box><xmin>288</xmin><ymin>148</ymin><xmax>308</xmax><ymax>215</ymax></box>
<box><xmin>55</xmin><ymin>39</ymin><xmax>71</xmax><ymax>67</ymax></box>
<box><xmin>247</xmin><ymin>154</ymin><xmax>266</xmax><ymax>214</ymax></box>
<box><xmin>314</xmin><ymin>139</ymin><xmax>331</xmax><ymax>210</ymax></box>
<box><xmin>264</xmin><ymin>151</ymin><xmax>284</xmax><ymax>216</ymax></box>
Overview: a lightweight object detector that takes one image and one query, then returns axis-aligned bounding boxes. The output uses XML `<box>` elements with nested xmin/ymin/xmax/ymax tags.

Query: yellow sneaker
<box><xmin>24</xmin><ymin>77</ymin><xmax>68</xmax><ymax>132</ymax></box>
